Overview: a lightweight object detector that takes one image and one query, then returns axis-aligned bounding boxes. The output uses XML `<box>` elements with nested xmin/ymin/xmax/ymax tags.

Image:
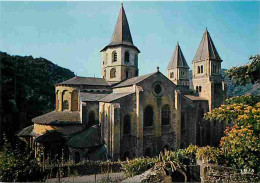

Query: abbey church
<box><xmin>18</xmin><ymin>5</ymin><xmax>226</xmax><ymax>162</ymax></box>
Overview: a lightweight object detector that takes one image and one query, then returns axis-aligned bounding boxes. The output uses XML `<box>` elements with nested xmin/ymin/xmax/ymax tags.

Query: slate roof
<box><xmin>67</xmin><ymin>125</ymin><xmax>102</xmax><ymax>148</ymax></box>
<box><xmin>56</xmin><ymin>76</ymin><xmax>110</xmax><ymax>86</ymax></box>
<box><xmin>80</xmin><ymin>92</ymin><xmax>109</xmax><ymax>102</ymax></box>
<box><xmin>16</xmin><ymin>125</ymin><xmax>40</xmax><ymax>137</ymax></box>
<box><xmin>113</xmin><ymin>72</ymin><xmax>156</xmax><ymax>88</ymax></box>
<box><xmin>99</xmin><ymin>92</ymin><xmax>134</xmax><ymax>102</ymax></box>
<box><xmin>193</xmin><ymin>29</ymin><xmax>222</xmax><ymax>62</ymax></box>
<box><xmin>101</xmin><ymin>4</ymin><xmax>140</xmax><ymax>53</ymax></box>
<box><xmin>35</xmin><ymin>130</ymin><xmax>66</xmax><ymax>143</ymax></box>
<box><xmin>32</xmin><ymin>111</ymin><xmax>81</xmax><ymax>125</ymax></box>
<box><xmin>168</xmin><ymin>42</ymin><xmax>189</xmax><ymax>69</ymax></box>
<box><xmin>184</xmin><ymin>95</ymin><xmax>208</xmax><ymax>101</ymax></box>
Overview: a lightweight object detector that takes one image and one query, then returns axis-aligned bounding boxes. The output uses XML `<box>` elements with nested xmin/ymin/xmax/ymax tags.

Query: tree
<box><xmin>226</xmin><ymin>55</ymin><xmax>260</xmax><ymax>86</ymax></box>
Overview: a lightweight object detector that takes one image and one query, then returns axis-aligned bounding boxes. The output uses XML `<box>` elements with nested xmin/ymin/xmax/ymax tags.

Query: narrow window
<box><xmin>103</xmin><ymin>69</ymin><xmax>106</xmax><ymax>78</ymax></box>
<box><xmin>197</xmin><ymin>66</ymin><xmax>200</xmax><ymax>74</ymax></box>
<box><xmin>162</xmin><ymin>105</ymin><xmax>171</xmax><ymax>125</ymax></box>
<box><xmin>88</xmin><ymin>112</ymin><xmax>95</xmax><ymax>127</ymax></box>
<box><xmin>201</xmin><ymin>65</ymin><xmax>203</xmax><ymax>73</ymax></box>
<box><xmin>125</xmin><ymin>51</ymin><xmax>129</xmax><ymax>62</ymax></box>
<box><xmin>110</xmin><ymin>68</ymin><xmax>116</xmax><ymax>78</ymax></box>
<box><xmin>126</xmin><ymin>70</ymin><xmax>129</xmax><ymax>79</ymax></box>
<box><xmin>199</xmin><ymin>86</ymin><xmax>202</xmax><ymax>92</ymax></box>
<box><xmin>144</xmin><ymin>106</ymin><xmax>153</xmax><ymax>127</ymax></box>
<box><xmin>123</xmin><ymin>115</ymin><xmax>131</xmax><ymax>134</ymax></box>
<box><xmin>170</xmin><ymin>72</ymin><xmax>174</xmax><ymax>78</ymax></box>
<box><xmin>112</xmin><ymin>51</ymin><xmax>117</xmax><ymax>62</ymax></box>
<box><xmin>196</xmin><ymin>86</ymin><xmax>198</xmax><ymax>92</ymax></box>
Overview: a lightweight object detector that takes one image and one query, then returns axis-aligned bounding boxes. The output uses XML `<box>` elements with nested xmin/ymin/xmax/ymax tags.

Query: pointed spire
<box><xmin>193</xmin><ymin>29</ymin><xmax>221</xmax><ymax>62</ymax></box>
<box><xmin>110</xmin><ymin>3</ymin><xmax>133</xmax><ymax>45</ymax></box>
<box><xmin>167</xmin><ymin>42</ymin><xmax>189</xmax><ymax>69</ymax></box>
<box><xmin>101</xmin><ymin>4</ymin><xmax>140</xmax><ymax>53</ymax></box>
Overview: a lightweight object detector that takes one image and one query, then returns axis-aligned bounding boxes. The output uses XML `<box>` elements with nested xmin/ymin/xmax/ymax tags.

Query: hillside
<box><xmin>0</xmin><ymin>51</ymin><xmax>75</xmax><ymax>143</ymax></box>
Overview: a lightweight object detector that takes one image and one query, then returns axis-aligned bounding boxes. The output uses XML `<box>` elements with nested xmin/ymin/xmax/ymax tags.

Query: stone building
<box><xmin>18</xmin><ymin>4</ymin><xmax>226</xmax><ymax>162</ymax></box>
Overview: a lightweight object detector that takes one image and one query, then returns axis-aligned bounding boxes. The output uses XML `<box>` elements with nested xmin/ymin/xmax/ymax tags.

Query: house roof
<box><xmin>56</xmin><ymin>76</ymin><xmax>110</xmax><ymax>86</ymax></box>
<box><xmin>184</xmin><ymin>95</ymin><xmax>208</xmax><ymax>101</ymax></box>
<box><xmin>113</xmin><ymin>72</ymin><xmax>156</xmax><ymax>88</ymax></box>
<box><xmin>80</xmin><ymin>92</ymin><xmax>109</xmax><ymax>102</ymax></box>
<box><xmin>16</xmin><ymin>125</ymin><xmax>40</xmax><ymax>137</ymax></box>
<box><xmin>99</xmin><ymin>92</ymin><xmax>134</xmax><ymax>102</ymax></box>
<box><xmin>167</xmin><ymin>42</ymin><xmax>189</xmax><ymax>69</ymax></box>
<box><xmin>193</xmin><ymin>29</ymin><xmax>222</xmax><ymax>62</ymax></box>
<box><xmin>32</xmin><ymin>111</ymin><xmax>81</xmax><ymax>125</ymax></box>
<box><xmin>101</xmin><ymin>4</ymin><xmax>140</xmax><ymax>53</ymax></box>
<box><xmin>67</xmin><ymin>125</ymin><xmax>102</xmax><ymax>148</ymax></box>
<box><xmin>35</xmin><ymin>130</ymin><xmax>66</xmax><ymax>143</ymax></box>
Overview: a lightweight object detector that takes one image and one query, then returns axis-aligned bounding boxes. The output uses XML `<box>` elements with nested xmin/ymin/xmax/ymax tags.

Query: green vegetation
<box><xmin>0</xmin><ymin>51</ymin><xmax>75</xmax><ymax>143</ymax></box>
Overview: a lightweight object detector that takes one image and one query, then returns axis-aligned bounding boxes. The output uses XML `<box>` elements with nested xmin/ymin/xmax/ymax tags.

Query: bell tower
<box><xmin>192</xmin><ymin>28</ymin><xmax>226</xmax><ymax>111</ymax></box>
<box><xmin>167</xmin><ymin>42</ymin><xmax>189</xmax><ymax>86</ymax></box>
<box><xmin>101</xmin><ymin>4</ymin><xmax>140</xmax><ymax>83</ymax></box>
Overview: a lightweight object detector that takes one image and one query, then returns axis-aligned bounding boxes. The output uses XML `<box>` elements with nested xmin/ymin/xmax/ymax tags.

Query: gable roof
<box><xmin>99</xmin><ymin>92</ymin><xmax>134</xmax><ymax>102</ymax></box>
<box><xmin>168</xmin><ymin>42</ymin><xmax>189</xmax><ymax>69</ymax></box>
<box><xmin>56</xmin><ymin>76</ymin><xmax>110</xmax><ymax>86</ymax></box>
<box><xmin>193</xmin><ymin>29</ymin><xmax>222</xmax><ymax>62</ymax></box>
<box><xmin>113</xmin><ymin>72</ymin><xmax>156</xmax><ymax>88</ymax></box>
<box><xmin>80</xmin><ymin>92</ymin><xmax>109</xmax><ymax>102</ymax></box>
<box><xmin>101</xmin><ymin>4</ymin><xmax>140</xmax><ymax>53</ymax></box>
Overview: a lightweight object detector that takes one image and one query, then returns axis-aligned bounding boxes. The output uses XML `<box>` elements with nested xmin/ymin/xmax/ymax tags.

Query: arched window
<box><xmin>56</xmin><ymin>91</ymin><xmax>60</xmax><ymax>110</ymax></box>
<box><xmin>201</xmin><ymin>65</ymin><xmax>203</xmax><ymax>73</ymax></box>
<box><xmin>74</xmin><ymin>151</ymin><xmax>80</xmax><ymax>163</ymax></box>
<box><xmin>170</xmin><ymin>72</ymin><xmax>174</xmax><ymax>78</ymax></box>
<box><xmin>144</xmin><ymin>106</ymin><xmax>153</xmax><ymax>127</ymax></box>
<box><xmin>71</xmin><ymin>90</ymin><xmax>78</xmax><ymax>111</ymax></box>
<box><xmin>196</xmin><ymin>86</ymin><xmax>199</xmax><ymax>93</ymax></box>
<box><xmin>197</xmin><ymin>66</ymin><xmax>200</xmax><ymax>74</ymax></box>
<box><xmin>199</xmin><ymin>86</ymin><xmax>202</xmax><ymax>92</ymax></box>
<box><xmin>88</xmin><ymin>112</ymin><xmax>95</xmax><ymax>127</ymax></box>
<box><xmin>125</xmin><ymin>51</ymin><xmax>129</xmax><ymax>62</ymax></box>
<box><xmin>112</xmin><ymin>51</ymin><xmax>117</xmax><ymax>62</ymax></box>
<box><xmin>103</xmin><ymin>69</ymin><xmax>106</xmax><ymax>78</ymax></box>
<box><xmin>63</xmin><ymin>100</ymin><xmax>69</xmax><ymax>110</ymax></box>
<box><xmin>123</xmin><ymin>115</ymin><xmax>131</xmax><ymax>135</ymax></box>
<box><xmin>144</xmin><ymin>147</ymin><xmax>152</xmax><ymax>157</ymax></box>
<box><xmin>110</xmin><ymin>68</ymin><xmax>116</xmax><ymax>78</ymax></box>
<box><xmin>126</xmin><ymin>70</ymin><xmax>129</xmax><ymax>79</ymax></box>
<box><xmin>162</xmin><ymin>105</ymin><xmax>171</xmax><ymax>125</ymax></box>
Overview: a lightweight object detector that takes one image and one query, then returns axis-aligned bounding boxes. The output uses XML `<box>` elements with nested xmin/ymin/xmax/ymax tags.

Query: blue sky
<box><xmin>0</xmin><ymin>1</ymin><xmax>259</xmax><ymax>77</ymax></box>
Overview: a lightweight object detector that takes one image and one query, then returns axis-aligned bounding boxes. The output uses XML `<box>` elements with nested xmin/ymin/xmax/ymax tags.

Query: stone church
<box><xmin>18</xmin><ymin>4</ymin><xmax>226</xmax><ymax>162</ymax></box>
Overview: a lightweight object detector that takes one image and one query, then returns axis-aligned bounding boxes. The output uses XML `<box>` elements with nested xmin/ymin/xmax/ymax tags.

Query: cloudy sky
<box><xmin>0</xmin><ymin>1</ymin><xmax>259</xmax><ymax>77</ymax></box>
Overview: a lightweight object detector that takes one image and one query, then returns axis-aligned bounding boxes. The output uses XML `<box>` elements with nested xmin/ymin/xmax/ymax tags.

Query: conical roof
<box><xmin>101</xmin><ymin>4</ymin><xmax>140</xmax><ymax>52</ymax></box>
<box><xmin>167</xmin><ymin>42</ymin><xmax>189</xmax><ymax>69</ymax></box>
<box><xmin>193</xmin><ymin>29</ymin><xmax>221</xmax><ymax>62</ymax></box>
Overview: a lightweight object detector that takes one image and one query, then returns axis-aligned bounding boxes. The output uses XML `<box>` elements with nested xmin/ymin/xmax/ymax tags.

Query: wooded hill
<box><xmin>0</xmin><ymin>51</ymin><xmax>75</xmax><ymax>144</ymax></box>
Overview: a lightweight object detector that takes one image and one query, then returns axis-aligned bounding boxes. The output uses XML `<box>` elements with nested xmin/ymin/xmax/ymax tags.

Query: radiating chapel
<box><xmin>18</xmin><ymin>4</ymin><xmax>226</xmax><ymax>162</ymax></box>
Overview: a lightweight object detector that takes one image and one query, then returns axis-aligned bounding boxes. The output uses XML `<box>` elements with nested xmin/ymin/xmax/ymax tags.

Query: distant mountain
<box><xmin>0</xmin><ymin>51</ymin><xmax>75</xmax><ymax>143</ymax></box>
<box><xmin>189</xmin><ymin>69</ymin><xmax>259</xmax><ymax>97</ymax></box>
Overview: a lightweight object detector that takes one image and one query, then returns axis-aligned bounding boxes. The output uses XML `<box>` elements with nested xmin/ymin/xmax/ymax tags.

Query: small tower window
<box><xmin>103</xmin><ymin>69</ymin><xmax>106</xmax><ymax>78</ymax></box>
<box><xmin>196</xmin><ymin>86</ymin><xmax>199</xmax><ymax>92</ymax></box>
<box><xmin>110</xmin><ymin>68</ymin><xmax>116</xmax><ymax>78</ymax></box>
<box><xmin>201</xmin><ymin>65</ymin><xmax>203</xmax><ymax>73</ymax></box>
<box><xmin>197</xmin><ymin>66</ymin><xmax>200</xmax><ymax>74</ymax></box>
<box><xmin>126</xmin><ymin>70</ymin><xmax>129</xmax><ymax>79</ymax></box>
<box><xmin>125</xmin><ymin>51</ymin><xmax>130</xmax><ymax>62</ymax></box>
<box><xmin>112</xmin><ymin>51</ymin><xmax>117</xmax><ymax>62</ymax></box>
<box><xmin>170</xmin><ymin>72</ymin><xmax>174</xmax><ymax>78</ymax></box>
<box><xmin>199</xmin><ymin>86</ymin><xmax>202</xmax><ymax>92</ymax></box>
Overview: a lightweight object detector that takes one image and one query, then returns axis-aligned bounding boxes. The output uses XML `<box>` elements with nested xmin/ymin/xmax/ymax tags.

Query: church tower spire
<box><xmin>167</xmin><ymin>42</ymin><xmax>189</xmax><ymax>86</ymax></box>
<box><xmin>191</xmin><ymin>29</ymin><xmax>225</xmax><ymax>111</ymax></box>
<box><xmin>101</xmin><ymin>4</ymin><xmax>140</xmax><ymax>83</ymax></box>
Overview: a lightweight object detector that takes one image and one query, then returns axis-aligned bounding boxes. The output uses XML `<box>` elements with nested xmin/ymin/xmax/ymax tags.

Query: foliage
<box><xmin>205</xmin><ymin>95</ymin><xmax>260</xmax><ymax>132</ymax></box>
<box><xmin>220</xmin><ymin>125</ymin><xmax>260</xmax><ymax>171</ymax></box>
<box><xmin>226</xmin><ymin>55</ymin><xmax>260</xmax><ymax>86</ymax></box>
<box><xmin>196</xmin><ymin>146</ymin><xmax>221</xmax><ymax>164</ymax></box>
<box><xmin>121</xmin><ymin>157</ymin><xmax>158</xmax><ymax>177</ymax></box>
<box><xmin>0</xmin><ymin>136</ymin><xmax>45</xmax><ymax>182</ymax></box>
<box><xmin>0</xmin><ymin>51</ymin><xmax>75</xmax><ymax>143</ymax></box>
